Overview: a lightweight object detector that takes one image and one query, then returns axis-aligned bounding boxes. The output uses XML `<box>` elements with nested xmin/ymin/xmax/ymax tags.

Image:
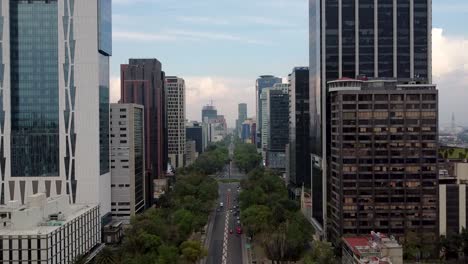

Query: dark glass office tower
<box><xmin>309</xmin><ymin>0</ymin><xmax>432</xmax><ymax>237</ymax></box>
<box><xmin>121</xmin><ymin>59</ymin><xmax>167</xmax><ymax>207</ymax></box>
<box><xmin>266</xmin><ymin>90</ymin><xmax>289</xmax><ymax>170</ymax></box>
<box><xmin>288</xmin><ymin>68</ymin><xmax>310</xmax><ymax>192</ymax></box>
<box><xmin>256</xmin><ymin>75</ymin><xmax>282</xmax><ymax>148</ymax></box>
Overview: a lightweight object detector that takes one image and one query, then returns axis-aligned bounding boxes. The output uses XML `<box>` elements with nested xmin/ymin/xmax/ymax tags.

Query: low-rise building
<box><xmin>185</xmin><ymin>140</ymin><xmax>198</xmax><ymax>166</ymax></box>
<box><xmin>0</xmin><ymin>193</ymin><xmax>100</xmax><ymax>264</ymax></box>
<box><xmin>342</xmin><ymin>232</ymin><xmax>403</xmax><ymax>264</ymax></box>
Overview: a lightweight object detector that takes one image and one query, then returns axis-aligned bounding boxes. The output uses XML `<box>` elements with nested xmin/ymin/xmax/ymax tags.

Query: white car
<box><xmin>220</xmin><ymin>202</ymin><xmax>224</xmax><ymax>207</ymax></box>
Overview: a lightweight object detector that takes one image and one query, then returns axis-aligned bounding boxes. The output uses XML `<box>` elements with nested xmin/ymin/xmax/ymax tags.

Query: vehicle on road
<box><xmin>229</xmin><ymin>229</ymin><xmax>233</xmax><ymax>234</ymax></box>
<box><xmin>237</xmin><ymin>220</ymin><xmax>241</xmax><ymax>225</ymax></box>
<box><xmin>220</xmin><ymin>202</ymin><xmax>224</xmax><ymax>207</ymax></box>
<box><xmin>236</xmin><ymin>226</ymin><xmax>242</xmax><ymax>234</ymax></box>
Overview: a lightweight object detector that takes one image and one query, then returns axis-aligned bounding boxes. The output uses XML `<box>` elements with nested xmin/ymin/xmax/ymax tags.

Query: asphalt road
<box><xmin>206</xmin><ymin>160</ymin><xmax>247</xmax><ymax>264</ymax></box>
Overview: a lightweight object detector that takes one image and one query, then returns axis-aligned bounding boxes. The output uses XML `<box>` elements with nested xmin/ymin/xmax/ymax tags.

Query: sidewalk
<box><xmin>201</xmin><ymin>212</ymin><xmax>216</xmax><ymax>264</ymax></box>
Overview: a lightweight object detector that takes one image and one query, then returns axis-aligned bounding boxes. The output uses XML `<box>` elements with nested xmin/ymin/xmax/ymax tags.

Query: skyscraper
<box><xmin>0</xmin><ymin>0</ymin><xmax>112</xmax><ymax>217</ymax></box>
<box><xmin>121</xmin><ymin>59</ymin><xmax>167</xmax><ymax>207</ymax></box>
<box><xmin>266</xmin><ymin>89</ymin><xmax>289</xmax><ymax>170</ymax></box>
<box><xmin>309</xmin><ymin>0</ymin><xmax>433</xmax><ymax>238</ymax></box>
<box><xmin>165</xmin><ymin>76</ymin><xmax>186</xmax><ymax>169</ymax></box>
<box><xmin>202</xmin><ymin>104</ymin><xmax>218</xmax><ymax>122</ymax></box>
<box><xmin>236</xmin><ymin>103</ymin><xmax>248</xmax><ymax>137</ymax></box>
<box><xmin>110</xmin><ymin>104</ymin><xmax>145</xmax><ymax>224</ymax></box>
<box><xmin>287</xmin><ymin>68</ymin><xmax>311</xmax><ymax>194</ymax></box>
<box><xmin>327</xmin><ymin>79</ymin><xmax>438</xmax><ymax>243</ymax></box>
<box><xmin>256</xmin><ymin>75</ymin><xmax>282</xmax><ymax>148</ymax></box>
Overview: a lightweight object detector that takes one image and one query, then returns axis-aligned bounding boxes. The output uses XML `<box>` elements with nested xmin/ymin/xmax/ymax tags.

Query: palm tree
<box><xmin>95</xmin><ymin>247</ymin><xmax>118</xmax><ymax>264</ymax></box>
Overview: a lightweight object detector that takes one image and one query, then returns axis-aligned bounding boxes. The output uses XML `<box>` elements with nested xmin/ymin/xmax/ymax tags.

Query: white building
<box><xmin>110</xmin><ymin>104</ymin><xmax>145</xmax><ymax>224</ymax></box>
<box><xmin>165</xmin><ymin>77</ymin><xmax>186</xmax><ymax>169</ymax></box>
<box><xmin>0</xmin><ymin>193</ymin><xmax>100</xmax><ymax>264</ymax></box>
<box><xmin>0</xmin><ymin>0</ymin><xmax>112</xmax><ymax>218</ymax></box>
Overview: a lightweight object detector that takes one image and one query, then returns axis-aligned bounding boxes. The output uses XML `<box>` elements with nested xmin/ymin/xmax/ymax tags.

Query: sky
<box><xmin>111</xmin><ymin>0</ymin><xmax>468</xmax><ymax>128</ymax></box>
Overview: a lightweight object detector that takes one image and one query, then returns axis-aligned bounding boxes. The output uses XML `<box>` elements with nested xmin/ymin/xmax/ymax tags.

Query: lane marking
<box><xmin>221</xmin><ymin>189</ymin><xmax>231</xmax><ymax>264</ymax></box>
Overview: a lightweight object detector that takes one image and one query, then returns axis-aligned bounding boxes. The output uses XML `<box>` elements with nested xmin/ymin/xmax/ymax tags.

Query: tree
<box><xmin>179</xmin><ymin>240</ymin><xmax>207</xmax><ymax>263</ymax></box>
<box><xmin>439</xmin><ymin>233</ymin><xmax>462</xmax><ymax>260</ymax></box>
<box><xmin>304</xmin><ymin>241</ymin><xmax>337</xmax><ymax>264</ymax></box>
<box><xmin>72</xmin><ymin>255</ymin><xmax>88</xmax><ymax>264</ymax></box>
<box><xmin>241</xmin><ymin>205</ymin><xmax>273</xmax><ymax>236</ymax></box>
<box><xmin>158</xmin><ymin>245</ymin><xmax>179</xmax><ymax>264</ymax></box>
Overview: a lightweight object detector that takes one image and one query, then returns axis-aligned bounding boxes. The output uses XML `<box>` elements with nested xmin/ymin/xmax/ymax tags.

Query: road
<box><xmin>206</xmin><ymin>142</ymin><xmax>247</xmax><ymax>264</ymax></box>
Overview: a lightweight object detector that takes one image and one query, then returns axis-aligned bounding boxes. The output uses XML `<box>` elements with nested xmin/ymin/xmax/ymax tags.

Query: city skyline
<box><xmin>111</xmin><ymin>0</ymin><xmax>468</xmax><ymax>127</ymax></box>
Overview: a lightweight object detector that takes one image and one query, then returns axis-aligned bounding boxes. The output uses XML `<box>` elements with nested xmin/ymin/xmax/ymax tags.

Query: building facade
<box><xmin>186</xmin><ymin>121</ymin><xmax>205</xmax><ymax>154</ymax></box>
<box><xmin>288</xmin><ymin>67</ymin><xmax>311</xmax><ymax>194</ymax></box>
<box><xmin>120</xmin><ymin>59</ymin><xmax>166</xmax><ymax>207</ymax></box>
<box><xmin>202</xmin><ymin>105</ymin><xmax>217</xmax><ymax>123</ymax></box>
<box><xmin>185</xmin><ymin>140</ymin><xmax>197</xmax><ymax>166</ymax></box>
<box><xmin>110</xmin><ymin>104</ymin><xmax>145</xmax><ymax>224</ymax></box>
<box><xmin>0</xmin><ymin>0</ymin><xmax>112</xmax><ymax>218</ymax></box>
<box><xmin>165</xmin><ymin>76</ymin><xmax>186</xmax><ymax>169</ymax></box>
<box><xmin>328</xmin><ymin>79</ymin><xmax>438</xmax><ymax>242</ymax></box>
<box><xmin>0</xmin><ymin>194</ymin><xmax>100</xmax><ymax>264</ymax></box>
<box><xmin>309</xmin><ymin>0</ymin><xmax>433</xmax><ymax>235</ymax></box>
<box><xmin>236</xmin><ymin>103</ymin><xmax>248</xmax><ymax>137</ymax></box>
<box><xmin>266</xmin><ymin>89</ymin><xmax>289</xmax><ymax>170</ymax></box>
<box><xmin>256</xmin><ymin>75</ymin><xmax>282</xmax><ymax>148</ymax></box>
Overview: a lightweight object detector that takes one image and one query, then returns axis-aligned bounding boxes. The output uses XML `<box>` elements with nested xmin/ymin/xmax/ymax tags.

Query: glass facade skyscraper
<box><xmin>0</xmin><ymin>0</ymin><xmax>112</xmax><ymax>217</ymax></box>
<box><xmin>309</xmin><ymin>0</ymin><xmax>432</xmax><ymax>237</ymax></box>
<box><xmin>255</xmin><ymin>75</ymin><xmax>281</xmax><ymax>148</ymax></box>
<box><xmin>10</xmin><ymin>0</ymin><xmax>59</xmax><ymax>177</ymax></box>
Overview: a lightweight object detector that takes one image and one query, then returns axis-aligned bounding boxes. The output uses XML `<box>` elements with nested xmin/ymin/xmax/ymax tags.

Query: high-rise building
<box><xmin>256</xmin><ymin>75</ymin><xmax>282</xmax><ymax>147</ymax></box>
<box><xmin>202</xmin><ymin>104</ymin><xmax>218</xmax><ymax>123</ymax></box>
<box><xmin>266</xmin><ymin>89</ymin><xmax>289</xmax><ymax>170</ymax></box>
<box><xmin>327</xmin><ymin>79</ymin><xmax>438</xmax><ymax>242</ymax></box>
<box><xmin>309</xmin><ymin>0</ymin><xmax>433</xmax><ymax>236</ymax></box>
<box><xmin>237</xmin><ymin>103</ymin><xmax>248</xmax><ymax>136</ymax></box>
<box><xmin>121</xmin><ymin>59</ymin><xmax>167</xmax><ymax>207</ymax></box>
<box><xmin>110</xmin><ymin>104</ymin><xmax>145</xmax><ymax>224</ymax></box>
<box><xmin>165</xmin><ymin>76</ymin><xmax>186</xmax><ymax>169</ymax></box>
<box><xmin>185</xmin><ymin>140</ymin><xmax>197</xmax><ymax>166</ymax></box>
<box><xmin>0</xmin><ymin>0</ymin><xmax>112</xmax><ymax>218</ymax></box>
<box><xmin>287</xmin><ymin>67</ymin><xmax>311</xmax><ymax>194</ymax></box>
<box><xmin>186</xmin><ymin>121</ymin><xmax>205</xmax><ymax>154</ymax></box>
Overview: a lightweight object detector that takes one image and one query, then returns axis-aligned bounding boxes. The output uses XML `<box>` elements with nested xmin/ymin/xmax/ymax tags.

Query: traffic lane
<box><xmin>228</xmin><ymin>200</ymin><xmax>243</xmax><ymax>264</ymax></box>
<box><xmin>207</xmin><ymin>183</ymin><xmax>230</xmax><ymax>264</ymax></box>
<box><xmin>206</xmin><ymin>209</ymin><xmax>225</xmax><ymax>264</ymax></box>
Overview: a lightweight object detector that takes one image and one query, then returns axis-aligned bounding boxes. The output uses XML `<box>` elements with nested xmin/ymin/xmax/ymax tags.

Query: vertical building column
<box><xmin>374</xmin><ymin>0</ymin><xmax>378</xmax><ymax>77</ymax></box>
<box><xmin>393</xmin><ymin>0</ymin><xmax>398</xmax><ymax>78</ymax></box>
<box><xmin>439</xmin><ymin>185</ymin><xmax>447</xmax><ymax>236</ymax></box>
<box><xmin>410</xmin><ymin>0</ymin><xmax>415</xmax><ymax>78</ymax></box>
<box><xmin>460</xmin><ymin>185</ymin><xmax>466</xmax><ymax>233</ymax></box>
<box><xmin>338</xmin><ymin>0</ymin><xmax>343</xmax><ymax>78</ymax></box>
<box><xmin>427</xmin><ymin>0</ymin><xmax>432</xmax><ymax>82</ymax></box>
<box><xmin>355</xmin><ymin>0</ymin><xmax>360</xmax><ymax>76</ymax></box>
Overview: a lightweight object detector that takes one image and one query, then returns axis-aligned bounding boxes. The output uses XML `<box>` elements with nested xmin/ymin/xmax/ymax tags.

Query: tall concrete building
<box><xmin>165</xmin><ymin>76</ymin><xmax>186</xmax><ymax>169</ymax></box>
<box><xmin>288</xmin><ymin>67</ymin><xmax>311</xmax><ymax>195</ymax></box>
<box><xmin>327</xmin><ymin>79</ymin><xmax>438</xmax><ymax>243</ymax></box>
<box><xmin>110</xmin><ymin>104</ymin><xmax>145</xmax><ymax>224</ymax></box>
<box><xmin>309</xmin><ymin>0</ymin><xmax>433</xmax><ymax>236</ymax></box>
<box><xmin>255</xmin><ymin>75</ymin><xmax>282</xmax><ymax>148</ymax></box>
<box><xmin>0</xmin><ymin>0</ymin><xmax>112</xmax><ymax>218</ymax></box>
<box><xmin>121</xmin><ymin>59</ymin><xmax>167</xmax><ymax>207</ymax></box>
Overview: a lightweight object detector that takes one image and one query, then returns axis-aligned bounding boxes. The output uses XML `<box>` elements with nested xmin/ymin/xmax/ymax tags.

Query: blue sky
<box><xmin>111</xmin><ymin>0</ymin><xmax>468</xmax><ymax>127</ymax></box>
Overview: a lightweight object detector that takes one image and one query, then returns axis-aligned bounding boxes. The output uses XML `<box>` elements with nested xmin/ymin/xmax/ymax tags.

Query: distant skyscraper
<box><xmin>202</xmin><ymin>104</ymin><xmax>218</xmax><ymax>122</ymax></box>
<box><xmin>309</xmin><ymin>0</ymin><xmax>433</xmax><ymax>235</ymax></box>
<box><xmin>256</xmin><ymin>75</ymin><xmax>282</xmax><ymax>147</ymax></box>
<box><xmin>165</xmin><ymin>76</ymin><xmax>186</xmax><ymax>169</ymax></box>
<box><xmin>121</xmin><ymin>59</ymin><xmax>166</xmax><ymax>207</ymax></box>
<box><xmin>288</xmin><ymin>67</ymin><xmax>311</xmax><ymax>194</ymax></box>
<box><xmin>186</xmin><ymin>121</ymin><xmax>205</xmax><ymax>154</ymax></box>
<box><xmin>0</xmin><ymin>0</ymin><xmax>112</xmax><ymax>217</ymax></box>
<box><xmin>237</xmin><ymin>103</ymin><xmax>248</xmax><ymax>136</ymax></box>
<box><xmin>110</xmin><ymin>104</ymin><xmax>145</xmax><ymax>224</ymax></box>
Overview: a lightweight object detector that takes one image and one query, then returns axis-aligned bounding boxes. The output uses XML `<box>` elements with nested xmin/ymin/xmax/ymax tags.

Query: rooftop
<box><xmin>0</xmin><ymin>193</ymin><xmax>98</xmax><ymax>236</ymax></box>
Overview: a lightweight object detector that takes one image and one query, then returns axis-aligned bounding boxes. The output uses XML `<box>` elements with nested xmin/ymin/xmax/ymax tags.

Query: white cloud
<box><xmin>113</xmin><ymin>29</ymin><xmax>271</xmax><ymax>45</ymax></box>
<box><xmin>110</xmin><ymin>76</ymin><xmax>121</xmax><ymax>104</ymax></box>
<box><xmin>432</xmin><ymin>28</ymin><xmax>468</xmax><ymax>126</ymax></box>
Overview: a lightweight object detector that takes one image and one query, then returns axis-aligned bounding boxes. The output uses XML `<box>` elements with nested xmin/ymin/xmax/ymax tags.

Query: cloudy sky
<box><xmin>111</xmin><ymin>0</ymin><xmax>468</xmax><ymax>127</ymax></box>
